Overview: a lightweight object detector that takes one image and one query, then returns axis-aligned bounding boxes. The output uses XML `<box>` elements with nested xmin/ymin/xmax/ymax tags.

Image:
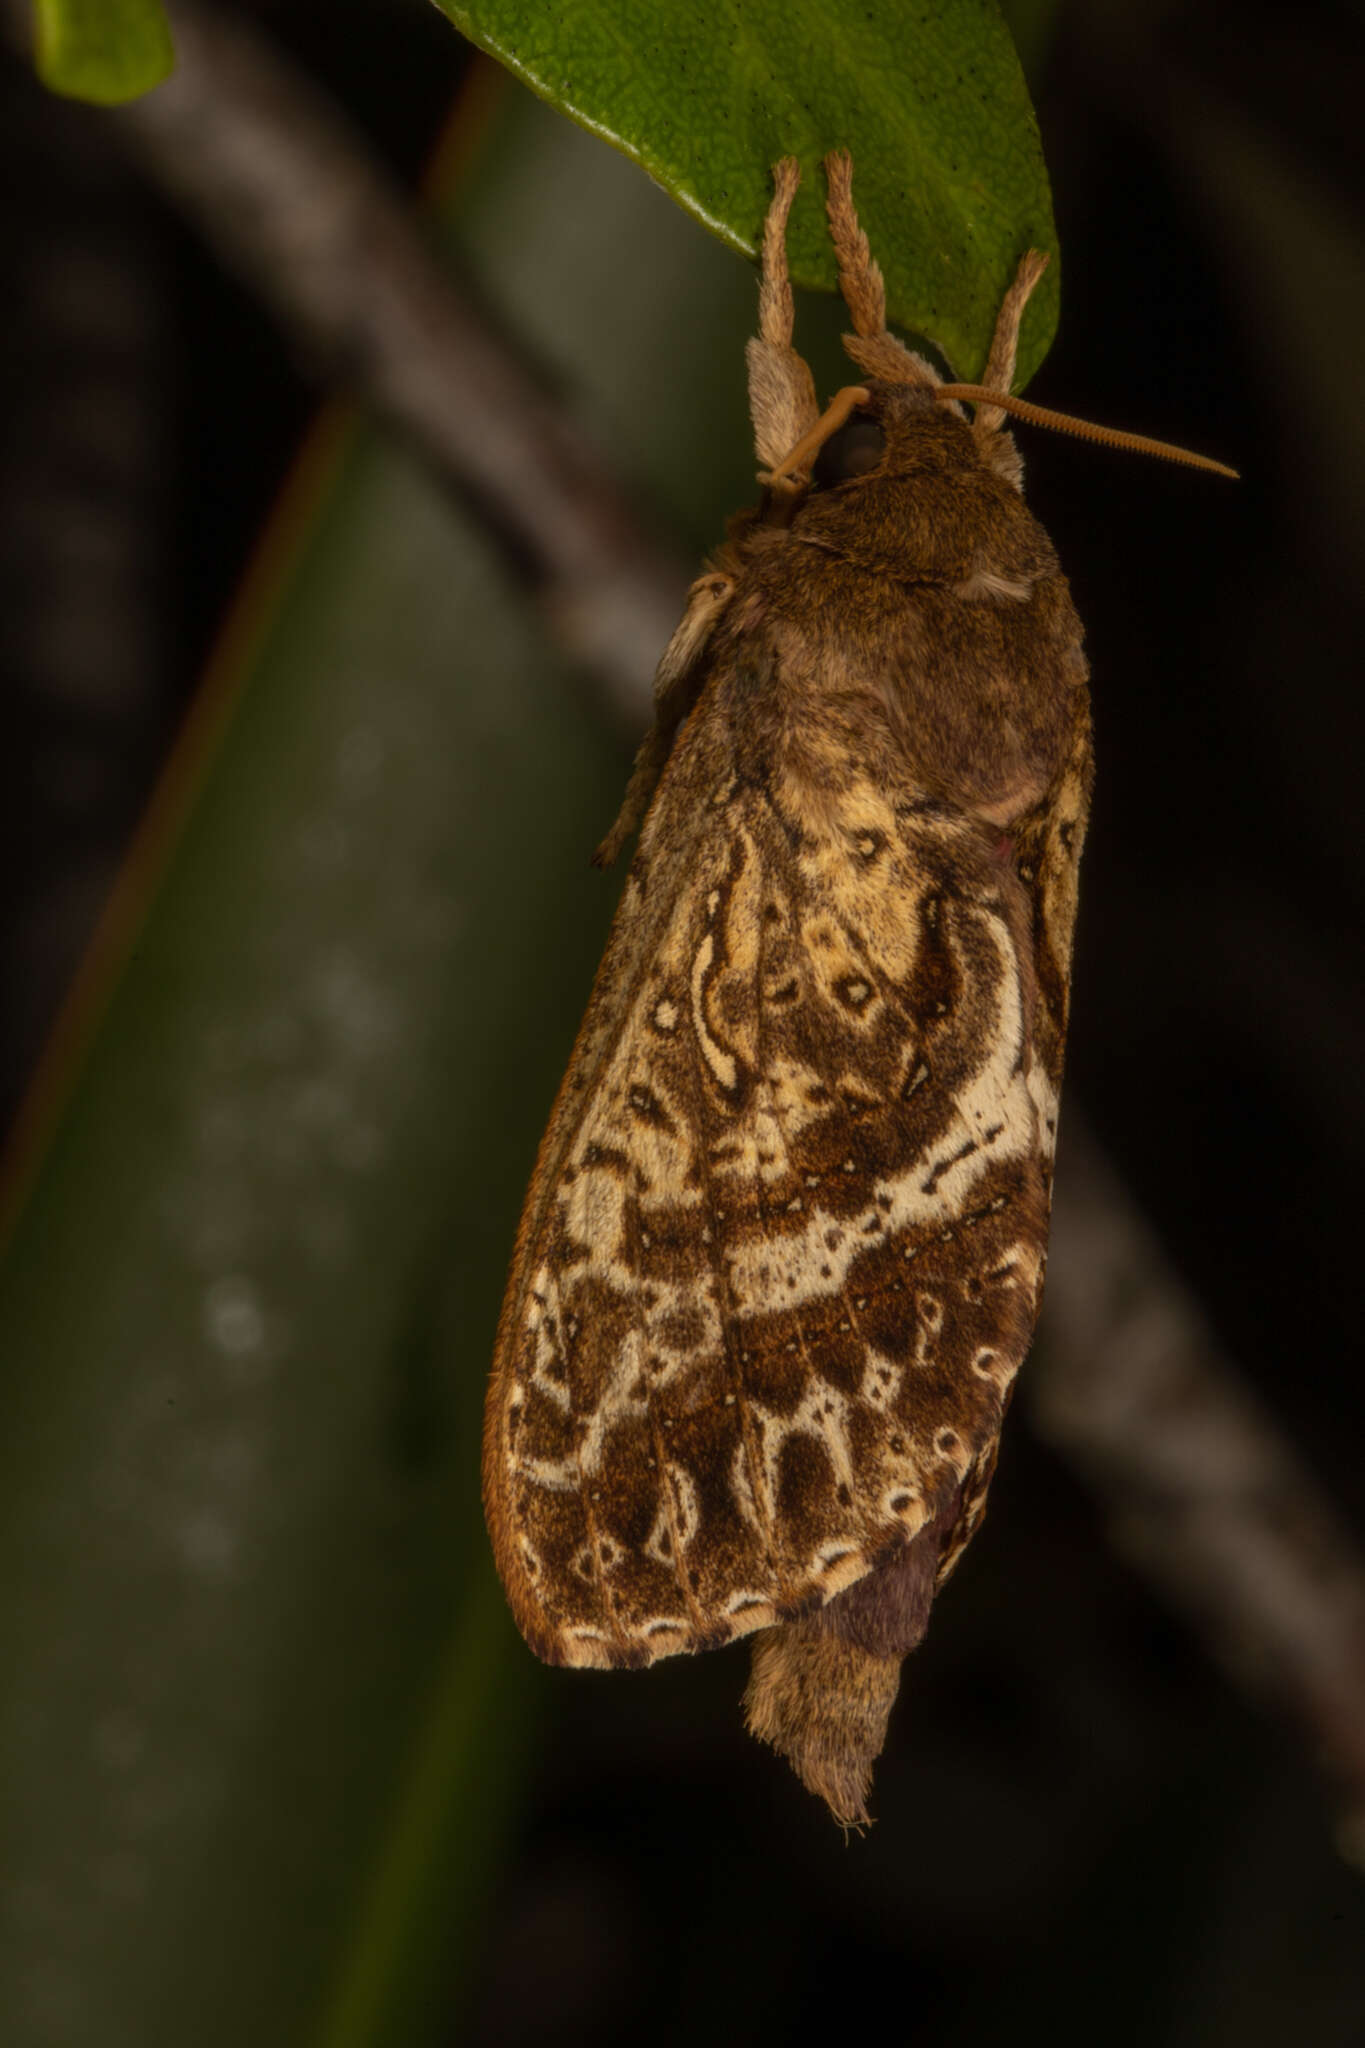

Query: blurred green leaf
<box><xmin>433</xmin><ymin>0</ymin><xmax>1058</xmax><ymax>384</ymax></box>
<box><xmin>33</xmin><ymin>0</ymin><xmax>174</xmax><ymax>104</ymax></box>
<box><xmin>0</xmin><ymin>396</ymin><xmax>582</xmax><ymax>2048</ymax></box>
<box><xmin>316</xmin><ymin>1573</ymin><xmax>537</xmax><ymax>2048</ymax></box>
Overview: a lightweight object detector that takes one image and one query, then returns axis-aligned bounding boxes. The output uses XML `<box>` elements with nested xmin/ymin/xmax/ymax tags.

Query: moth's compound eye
<box><xmin>812</xmin><ymin>414</ymin><xmax>886</xmax><ymax>489</ymax></box>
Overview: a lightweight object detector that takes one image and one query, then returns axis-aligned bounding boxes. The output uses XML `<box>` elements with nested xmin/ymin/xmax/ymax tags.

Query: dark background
<box><xmin>2</xmin><ymin>1</ymin><xmax>1362</xmax><ymax>2042</ymax></box>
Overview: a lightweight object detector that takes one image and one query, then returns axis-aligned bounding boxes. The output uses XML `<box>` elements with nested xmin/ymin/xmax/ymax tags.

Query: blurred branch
<box><xmin>1039</xmin><ymin>1121</ymin><xmax>1365</xmax><ymax>1859</ymax></box>
<box><xmin>5</xmin><ymin>0</ymin><xmax>684</xmax><ymax>718</ymax></box>
<box><xmin>10</xmin><ymin>0</ymin><xmax>1365</xmax><ymax>1851</ymax></box>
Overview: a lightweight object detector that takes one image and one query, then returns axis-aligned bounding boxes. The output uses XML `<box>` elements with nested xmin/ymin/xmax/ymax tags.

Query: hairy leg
<box><xmin>746</xmin><ymin>158</ymin><xmax>819</xmax><ymax>480</ymax></box>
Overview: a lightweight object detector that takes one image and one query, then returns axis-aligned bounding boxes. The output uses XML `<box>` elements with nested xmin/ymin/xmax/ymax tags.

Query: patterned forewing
<box><xmin>486</xmin><ymin>739</ymin><xmax>1055</xmax><ymax>1670</ymax></box>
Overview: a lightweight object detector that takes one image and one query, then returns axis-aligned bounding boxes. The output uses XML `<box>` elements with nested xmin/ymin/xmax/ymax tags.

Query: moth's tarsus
<box><xmin>757</xmin><ymin>156</ymin><xmax>802</xmax><ymax>351</ymax></box>
<box><xmin>974</xmin><ymin>249</ymin><xmax>1051</xmax><ymax>430</ymax></box>
<box><xmin>485</xmin><ymin>149</ymin><xmax>1218</xmax><ymax>1833</ymax></box>
<box><xmin>823</xmin><ymin>146</ymin><xmax>888</xmax><ymax>340</ymax></box>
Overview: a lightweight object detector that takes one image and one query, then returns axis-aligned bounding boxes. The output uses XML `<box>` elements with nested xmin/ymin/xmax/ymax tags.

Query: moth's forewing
<box><xmin>484</xmin><ymin>550</ymin><xmax>1090</xmax><ymax>1671</ymax></box>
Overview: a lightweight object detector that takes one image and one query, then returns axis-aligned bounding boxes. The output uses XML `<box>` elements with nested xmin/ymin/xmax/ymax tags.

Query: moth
<box><xmin>484</xmin><ymin>154</ymin><xmax>1232</xmax><ymax>1826</ymax></box>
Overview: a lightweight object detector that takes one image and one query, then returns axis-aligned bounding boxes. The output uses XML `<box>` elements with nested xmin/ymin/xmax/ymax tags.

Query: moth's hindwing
<box><xmin>484</xmin><ymin>685</ymin><xmax>1078</xmax><ymax>1671</ymax></box>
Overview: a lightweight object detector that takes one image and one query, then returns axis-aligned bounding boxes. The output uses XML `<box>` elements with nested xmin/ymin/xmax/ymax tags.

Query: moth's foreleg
<box><xmin>822</xmin><ymin>146</ymin><xmax>886</xmax><ymax>338</ymax></box>
<box><xmin>747</xmin><ymin>159</ymin><xmax>819</xmax><ymax>482</ymax></box>
<box><xmin>972</xmin><ymin>249</ymin><xmax>1050</xmax><ymax>436</ymax></box>
<box><xmin>592</xmin><ymin>571</ymin><xmax>734</xmax><ymax>867</ymax></box>
<box><xmin>823</xmin><ymin>150</ymin><xmax>935</xmax><ymax>386</ymax></box>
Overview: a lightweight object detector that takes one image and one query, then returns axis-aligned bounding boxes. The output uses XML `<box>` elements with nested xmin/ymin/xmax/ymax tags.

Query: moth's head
<box><xmin>808</xmin><ymin>382</ymin><xmax>985</xmax><ymax>490</ymax></box>
<box><xmin>767</xmin><ymin>369</ymin><xmax>1028</xmax><ymax>503</ymax></box>
<box><xmin>768</xmin><ymin>374</ymin><xmax>1239</xmax><ymax>503</ymax></box>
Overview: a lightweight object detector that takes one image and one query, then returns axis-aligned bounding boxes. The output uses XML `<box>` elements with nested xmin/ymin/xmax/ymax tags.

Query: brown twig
<box><xmin>17</xmin><ymin>0</ymin><xmax>686</xmax><ymax>721</ymax></box>
<box><xmin>11</xmin><ymin>0</ymin><xmax>1365</xmax><ymax>1853</ymax></box>
<box><xmin>1039</xmin><ymin>1118</ymin><xmax>1365</xmax><ymax>1859</ymax></box>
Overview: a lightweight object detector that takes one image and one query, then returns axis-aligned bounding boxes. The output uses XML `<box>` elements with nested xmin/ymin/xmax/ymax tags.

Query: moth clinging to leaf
<box><xmin>483</xmin><ymin>153</ymin><xmax>1232</xmax><ymax>1826</ymax></box>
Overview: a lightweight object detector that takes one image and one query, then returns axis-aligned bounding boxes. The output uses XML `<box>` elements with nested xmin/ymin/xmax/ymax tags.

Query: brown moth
<box><xmin>484</xmin><ymin>153</ymin><xmax>1232</xmax><ymax>1826</ymax></box>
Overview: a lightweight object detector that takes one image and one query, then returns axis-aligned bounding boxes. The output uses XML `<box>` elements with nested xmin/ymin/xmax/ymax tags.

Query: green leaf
<box><xmin>0</xmin><ymin>401</ymin><xmax>569</xmax><ymax>2048</ymax></box>
<box><xmin>995</xmin><ymin>0</ymin><xmax>1066</xmax><ymax>86</ymax></box>
<box><xmin>432</xmin><ymin>0</ymin><xmax>1058</xmax><ymax>384</ymax></box>
<box><xmin>33</xmin><ymin>0</ymin><xmax>174</xmax><ymax>104</ymax></box>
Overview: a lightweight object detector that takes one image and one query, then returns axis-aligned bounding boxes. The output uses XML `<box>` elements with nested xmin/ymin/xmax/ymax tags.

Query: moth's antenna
<box><xmin>768</xmin><ymin>385</ymin><xmax>871</xmax><ymax>481</ymax></box>
<box><xmin>936</xmin><ymin>385</ymin><xmax>1238</xmax><ymax>478</ymax></box>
